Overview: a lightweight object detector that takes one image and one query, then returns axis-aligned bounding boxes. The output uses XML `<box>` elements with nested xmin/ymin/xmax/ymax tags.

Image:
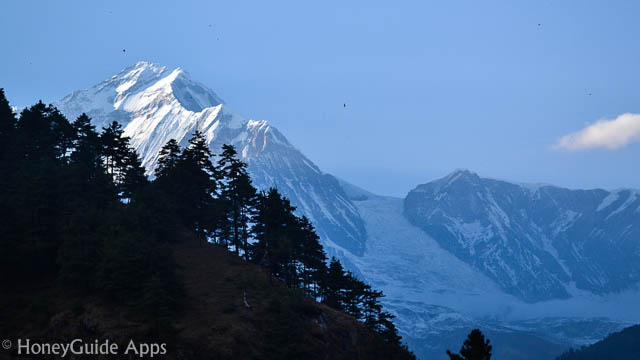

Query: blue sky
<box><xmin>2</xmin><ymin>0</ymin><xmax>640</xmax><ymax>196</ymax></box>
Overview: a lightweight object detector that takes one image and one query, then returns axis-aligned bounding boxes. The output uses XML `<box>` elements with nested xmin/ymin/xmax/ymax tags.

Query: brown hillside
<box><xmin>0</xmin><ymin>241</ymin><xmax>404</xmax><ymax>359</ymax></box>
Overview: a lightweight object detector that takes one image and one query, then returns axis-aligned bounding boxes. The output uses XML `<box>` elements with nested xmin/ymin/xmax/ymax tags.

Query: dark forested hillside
<box><xmin>0</xmin><ymin>89</ymin><xmax>414</xmax><ymax>359</ymax></box>
<box><xmin>0</xmin><ymin>239</ymin><xmax>412</xmax><ymax>359</ymax></box>
<box><xmin>555</xmin><ymin>324</ymin><xmax>640</xmax><ymax>360</ymax></box>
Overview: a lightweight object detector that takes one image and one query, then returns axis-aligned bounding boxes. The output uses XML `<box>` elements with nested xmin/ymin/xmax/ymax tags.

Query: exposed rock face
<box><xmin>404</xmin><ymin>169</ymin><xmax>640</xmax><ymax>302</ymax></box>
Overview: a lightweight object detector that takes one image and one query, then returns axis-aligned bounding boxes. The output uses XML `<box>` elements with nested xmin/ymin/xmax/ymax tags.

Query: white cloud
<box><xmin>553</xmin><ymin>113</ymin><xmax>640</xmax><ymax>151</ymax></box>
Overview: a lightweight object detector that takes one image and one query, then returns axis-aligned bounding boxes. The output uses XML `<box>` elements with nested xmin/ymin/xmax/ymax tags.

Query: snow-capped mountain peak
<box><xmin>440</xmin><ymin>168</ymin><xmax>481</xmax><ymax>186</ymax></box>
<box><xmin>56</xmin><ymin>61</ymin><xmax>367</xmax><ymax>256</ymax></box>
<box><xmin>412</xmin><ymin>169</ymin><xmax>482</xmax><ymax>196</ymax></box>
<box><xmin>59</xmin><ymin>61</ymin><xmax>225</xmax><ymax>128</ymax></box>
<box><xmin>111</xmin><ymin>62</ymin><xmax>226</xmax><ymax>113</ymax></box>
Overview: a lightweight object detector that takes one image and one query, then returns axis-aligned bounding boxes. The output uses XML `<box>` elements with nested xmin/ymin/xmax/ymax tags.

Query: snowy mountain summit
<box><xmin>58</xmin><ymin>61</ymin><xmax>231</xmax><ymax>170</ymax></box>
<box><xmin>405</xmin><ymin>169</ymin><xmax>640</xmax><ymax>302</ymax></box>
<box><xmin>56</xmin><ymin>61</ymin><xmax>366</xmax><ymax>255</ymax></box>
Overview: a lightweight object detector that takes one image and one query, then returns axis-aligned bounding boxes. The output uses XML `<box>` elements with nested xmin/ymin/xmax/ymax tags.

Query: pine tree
<box><xmin>153</xmin><ymin>133</ymin><xmax>218</xmax><ymax>240</ymax></box>
<box><xmin>100</xmin><ymin>121</ymin><xmax>127</xmax><ymax>178</ymax></box>
<box><xmin>16</xmin><ymin>102</ymin><xmax>71</xmax><ymax>162</ymax></box>
<box><xmin>446</xmin><ymin>329</ymin><xmax>492</xmax><ymax>360</ymax></box>
<box><xmin>151</xmin><ymin>139</ymin><xmax>195</xmax><ymax>239</ymax></box>
<box><xmin>375</xmin><ymin>311</ymin><xmax>402</xmax><ymax>345</ymax></box>
<box><xmin>178</xmin><ymin>131</ymin><xmax>218</xmax><ymax>240</ymax></box>
<box><xmin>294</xmin><ymin>216</ymin><xmax>327</xmax><ymax>297</ymax></box>
<box><xmin>51</xmin><ymin>108</ymin><xmax>75</xmax><ymax>162</ymax></box>
<box><xmin>71</xmin><ymin>114</ymin><xmax>104</xmax><ymax>174</ymax></box>
<box><xmin>342</xmin><ymin>272</ymin><xmax>368</xmax><ymax>319</ymax></box>
<box><xmin>217</xmin><ymin>144</ymin><xmax>257</xmax><ymax>257</ymax></box>
<box><xmin>58</xmin><ymin>114</ymin><xmax>115</xmax><ymax>288</ymax></box>
<box><xmin>362</xmin><ymin>286</ymin><xmax>384</xmax><ymax>328</ymax></box>
<box><xmin>66</xmin><ymin>113</ymin><xmax>115</xmax><ymax>206</ymax></box>
<box><xmin>100</xmin><ymin>121</ymin><xmax>147</xmax><ymax>200</ymax></box>
<box><xmin>5</xmin><ymin>102</ymin><xmax>74</xmax><ymax>280</ymax></box>
<box><xmin>250</xmin><ymin>188</ymin><xmax>298</xmax><ymax>284</ymax></box>
<box><xmin>155</xmin><ymin>139</ymin><xmax>181</xmax><ymax>178</ymax></box>
<box><xmin>368</xmin><ymin>309</ymin><xmax>414</xmax><ymax>360</ymax></box>
<box><xmin>0</xmin><ymin>88</ymin><xmax>16</xmax><ymax>154</ymax></box>
<box><xmin>322</xmin><ymin>257</ymin><xmax>347</xmax><ymax>310</ymax></box>
<box><xmin>0</xmin><ymin>89</ymin><xmax>17</xmax><ymax>277</ymax></box>
<box><xmin>119</xmin><ymin>148</ymin><xmax>147</xmax><ymax>201</ymax></box>
<box><xmin>182</xmin><ymin>131</ymin><xmax>216</xmax><ymax>173</ymax></box>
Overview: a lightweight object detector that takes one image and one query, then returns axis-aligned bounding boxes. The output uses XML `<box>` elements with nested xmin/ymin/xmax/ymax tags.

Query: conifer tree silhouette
<box><xmin>446</xmin><ymin>329</ymin><xmax>492</xmax><ymax>360</ymax></box>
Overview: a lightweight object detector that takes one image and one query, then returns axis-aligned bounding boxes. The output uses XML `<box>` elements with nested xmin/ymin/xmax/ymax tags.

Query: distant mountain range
<box><xmin>337</xmin><ymin>181</ymin><xmax>636</xmax><ymax>359</ymax></box>
<box><xmin>405</xmin><ymin>169</ymin><xmax>640</xmax><ymax>302</ymax></box>
<box><xmin>53</xmin><ymin>62</ymin><xmax>640</xmax><ymax>360</ymax></box>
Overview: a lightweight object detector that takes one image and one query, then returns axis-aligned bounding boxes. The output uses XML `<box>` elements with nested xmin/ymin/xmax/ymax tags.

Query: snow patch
<box><xmin>597</xmin><ymin>192</ymin><xmax>620</xmax><ymax>211</ymax></box>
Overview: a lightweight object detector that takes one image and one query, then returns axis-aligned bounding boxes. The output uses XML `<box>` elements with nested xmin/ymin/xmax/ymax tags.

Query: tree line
<box><xmin>0</xmin><ymin>89</ymin><xmax>413</xmax><ymax>357</ymax></box>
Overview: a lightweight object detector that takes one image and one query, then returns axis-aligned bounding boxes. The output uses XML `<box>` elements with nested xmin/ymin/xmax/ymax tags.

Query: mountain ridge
<box><xmin>555</xmin><ymin>324</ymin><xmax>640</xmax><ymax>360</ymax></box>
<box><xmin>404</xmin><ymin>170</ymin><xmax>640</xmax><ymax>302</ymax></box>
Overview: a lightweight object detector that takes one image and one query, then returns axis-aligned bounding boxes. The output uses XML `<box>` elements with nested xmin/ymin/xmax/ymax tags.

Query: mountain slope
<box><xmin>404</xmin><ymin>169</ymin><xmax>640</xmax><ymax>302</ymax></box>
<box><xmin>335</xmin><ymin>185</ymin><xmax>631</xmax><ymax>360</ymax></box>
<box><xmin>0</xmin><ymin>240</ymin><xmax>412</xmax><ymax>360</ymax></box>
<box><xmin>56</xmin><ymin>61</ymin><xmax>366</xmax><ymax>255</ymax></box>
<box><xmin>556</xmin><ymin>324</ymin><xmax>640</xmax><ymax>360</ymax></box>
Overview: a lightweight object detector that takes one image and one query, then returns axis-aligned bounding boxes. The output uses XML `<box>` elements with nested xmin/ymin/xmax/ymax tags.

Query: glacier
<box><xmin>338</xmin><ymin>179</ymin><xmax>639</xmax><ymax>359</ymax></box>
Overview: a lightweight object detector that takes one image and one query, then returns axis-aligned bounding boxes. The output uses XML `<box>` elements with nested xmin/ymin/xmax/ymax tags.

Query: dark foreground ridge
<box><xmin>555</xmin><ymin>324</ymin><xmax>640</xmax><ymax>360</ymax></box>
<box><xmin>0</xmin><ymin>240</ymin><xmax>412</xmax><ymax>359</ymax></box>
